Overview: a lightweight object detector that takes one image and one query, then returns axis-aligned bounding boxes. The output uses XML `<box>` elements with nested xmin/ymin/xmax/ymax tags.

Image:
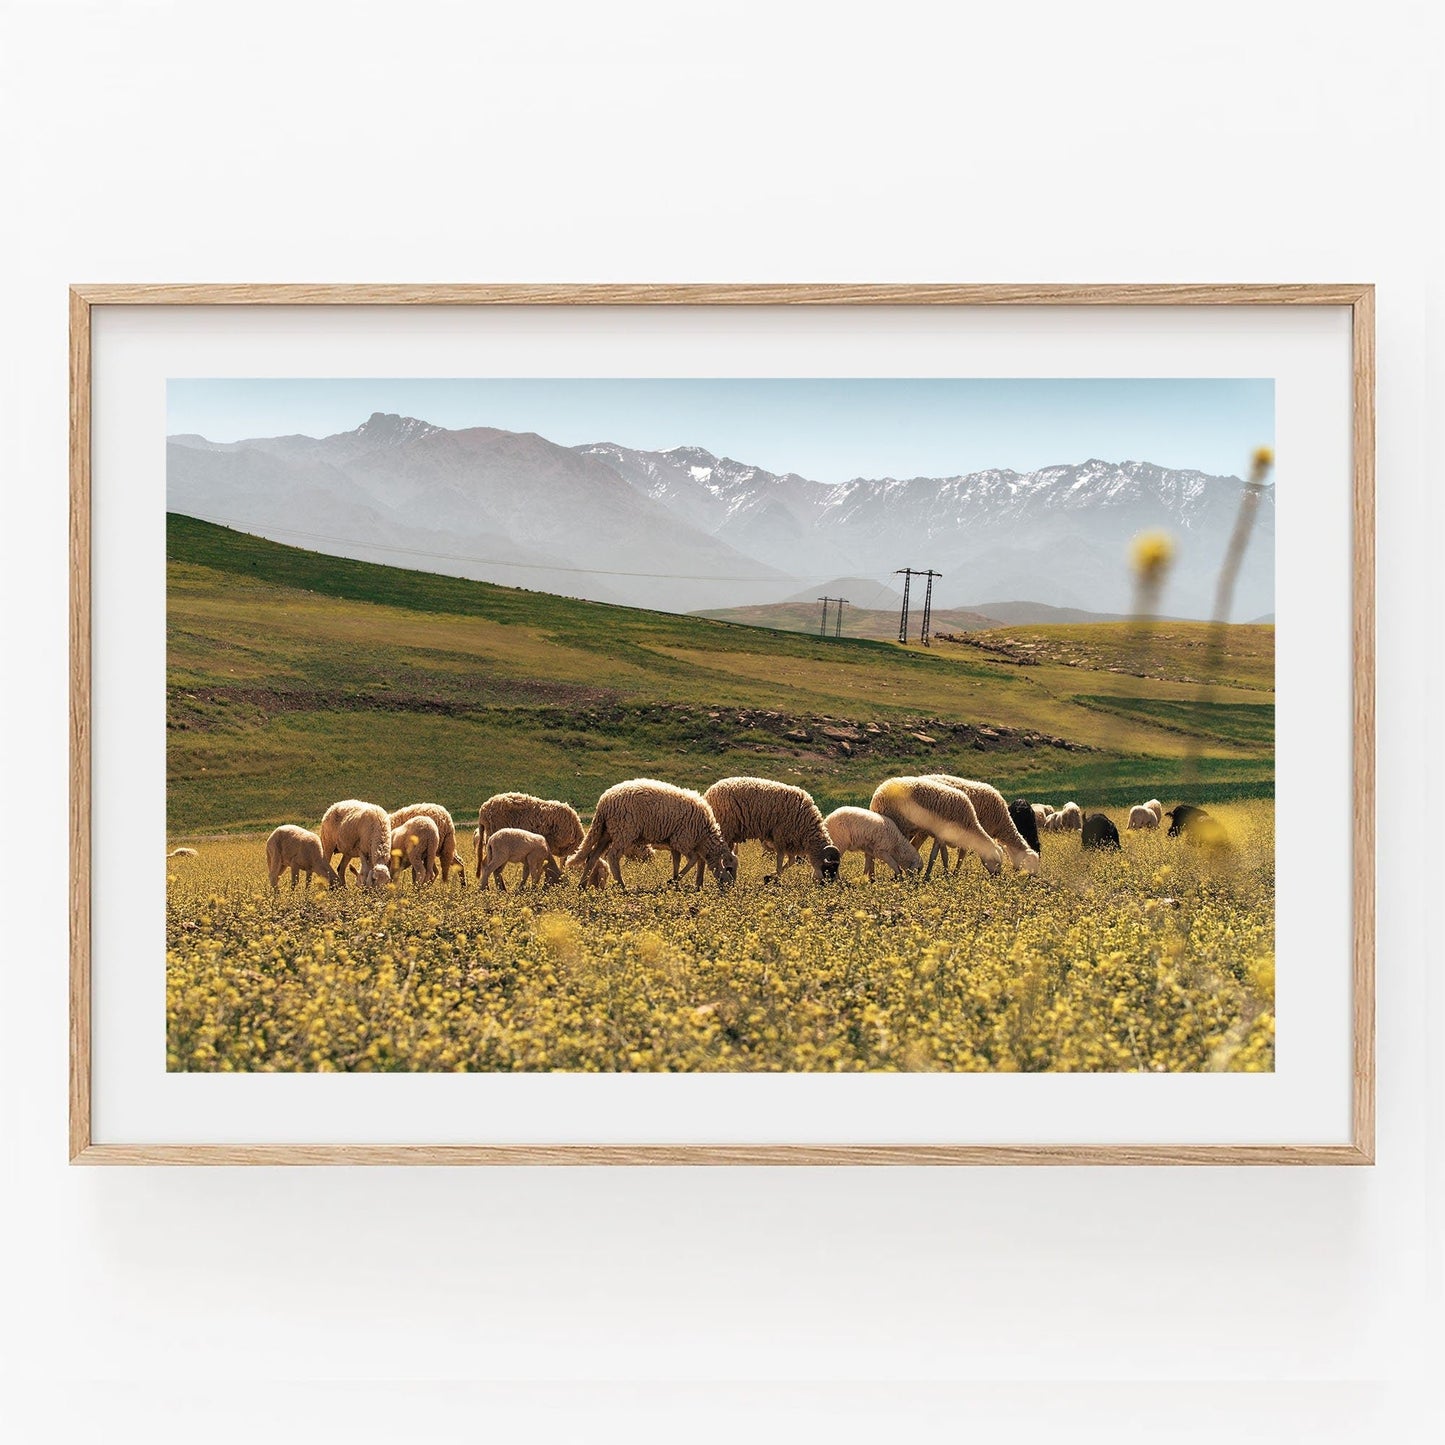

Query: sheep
<box><xmin>478</xmin><ymin>827</ymin><xmax>565</xmax><ymax>890</ymax></box>
<box><xmin>1144</xmin><ymin>798</ymin><xmax>1164</xmax><ymax>823</ymax></box>
<box><xmin>1031</xmin><ymin>804</ymin><xmax>1053</xmax><ymax>830</ymax></box>
<box><xmin>265</xmin><ymin>825</ymin><xmax>338</xmax><ymax>890</ymax></box>
<box><xmin>389</xmin><ymin>813</ymin><xmax>441</xmax><ymax>886</ymax></box>
<box><xmin>389</xmin><ymin>803</ymin><xmax>464</xmax><ymax>885</ymax></box>
<box><xmin>914</xmin><ymin>775</ymin><xmax>1040</xmax><ymax>876</ymax></box>
<box><xmin>1165</xmin><ymin>803</ymin><xmax>1210</xmax><ymax>838</ymax></box>
<box><xmin>822</xmin><ymin>806</ymin><xmax>923</xmax><ymax>880</ymax></box>
<box><xmin>1165</xmin><ymin>804</ymin><xmax>1230</xmax><ymax>850</ymax></box>
<box><xmin>1081</xmin><ymin>812</ymin><xmax>1121</xmax><ymax>850</ymax></box>
<box><xmin>869</xmin><ymin>777</ymin><xmax>1004</xmax><ymax>876</ymax></box>
<box><xmin>570</xmin><ymin>778</ymin><xmax>738</xmax><ymax>891</ymax></box>
<box><xmin>1054</xmin><ymin>801</ymin><xmax>1083</xmax><ymax>831</ymax></box>
<box><xmin>167</xmin><ymin>846</ymin><xmax>198</xmax><ymax>859</ymax></box>
<box><xmin>700</xmin><ymin>776</ymin><xmax>840</xmax><ymax>883</ymax></box>
<box><xmin>476</xmin><ymin>793</ymin><xmax>585</xmax><ymax>878</ymax></box>
<box><xmin>1127</xmin><ymin>803</ymin><xmax>1161</xmax><ymax>830</ymax></box>
<box><xmin>1010</xmin><ymin>798</ymin><xmax>1042</xmax><ymax>855</ymax></box>
<box><xmin>319</xmin><ymin>799</ymin><xmax>392</xmax><ymax>887</ymax></box>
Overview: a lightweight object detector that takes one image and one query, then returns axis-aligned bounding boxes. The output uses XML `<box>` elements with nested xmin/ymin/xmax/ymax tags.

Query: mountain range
<box><xmin>167</xmin><ymin>412</ymin><xmax>1274</xmax><ymax>619</ymax></box>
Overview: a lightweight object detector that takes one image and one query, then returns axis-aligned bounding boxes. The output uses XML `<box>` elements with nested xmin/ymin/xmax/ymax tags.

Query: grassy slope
<box><xmin>166</xmin><ymin>515</ymin><xmax>1275</xmax><ymax>833</ymax></box>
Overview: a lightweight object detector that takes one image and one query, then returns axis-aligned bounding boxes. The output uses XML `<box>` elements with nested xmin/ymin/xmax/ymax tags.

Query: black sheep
<box><xmin>1165</xmin><ymin>804</ymin><xmax>1211</xmax><ymax>838</ymax></box>
<box><xmin>1009</xmin><ymin>798</ymin><xmax>1041</xmax><ymax>854</ymax></box>
<box><xmin>1081</xmin><ymin>812</ymin><xmax>1121</xmax><ymax>850</ymax></box>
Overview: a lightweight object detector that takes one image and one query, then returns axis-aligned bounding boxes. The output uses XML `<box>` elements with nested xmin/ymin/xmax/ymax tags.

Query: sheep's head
<box><xmin>368</xmin><ymin>862</ymin><xmax>392</xmax><ymax>888</ymax></box>
<box><xmin>1019</xmin><ymin>849</ymin><xmax>1041</xmax><ymax>876</ymax></box>
<box><xmin>981</xmin><ymin>846</ymin><xmax>1004</xmax><ymax>876</ymax></box>
<box><xmin>817</xmin><ymin>844</ymin><xmax>841</xmax><ymax>884</ymax></box>
<box><xmin>542</xmin><ymin>857</ymin><xmax>565</xmax><ymax>888</ymax></box>
<box><xmin>712</xmin><ymin>848</ymin><xmax>739</xmax><ymax>891</ymax></box>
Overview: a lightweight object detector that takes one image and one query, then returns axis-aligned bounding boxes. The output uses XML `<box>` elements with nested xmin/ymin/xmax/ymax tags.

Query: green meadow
<box><xmin>166</xmin><ymin>514</ymin><xmax>1274</xmax><ymax>836</ymax></box>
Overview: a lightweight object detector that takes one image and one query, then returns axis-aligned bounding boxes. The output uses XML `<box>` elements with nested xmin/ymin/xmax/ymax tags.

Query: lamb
<box><xmin>822</xmin><ymin>806</ymin><xmax>923</xmax><ymax>880</ymax></box>
<box><xmin>389</xmin><ymin>803</ymin><xmax>464</xmax><ymax>885</ymax></box>
<box><xmin>264</xmin><ymin>825</ymin><xmax>338</xmax><ymax>890</ymax></box>
<box><xmin>319</xmin><ymin>798</ymin><xmax>392</xmax><ymax>887</ymax></box>
<box><xmin>583</xmin><ymin>842</ymin><xmax>655</xmax><ymax>888</ymax></box>
<box><xmin>570</xmin><ymin>779</ymin><xmax>738</xmax><ymax>891</ymax></box>
<box><xmin>1031</xmin><ymin>804</ymin><xmax>1053</xmax><ymax>830</ymax></box>
<box><xmin>1127</xmin><ymin>803</ymin><xmax>1161</xmax><ymax>830</ymax></box>
<box><xmin>478</xmin><ymin>827</ymin><xmax>565</xmax><ymax>891</ymax></box>
<box><xmin>869</xmin><ymin>777</ymin><xmax>1004</xmax><ymax>876</ymax></box>
<box><xmin>914</xmin><ymin>775</ymin><xmax>1040</xmax><ymax>876</ymax></box>
<box><xmin>1082</xmin><ymin>812</ymin><xmax>1122</xmax><ymax>850</ymax></box>
<box><xmin>389</xmin><ymin>813</ymin><xmax>441</xmax><ymax>886</ymax></box>
<box><xmin>476</xmin><ymin>793</ymin><xmax>585</xmax><ymax>878</ymax></box>
<box><xmin>167</xmin><ymin>846</ymin><xmax>198</xmax><ymax>859</ymax></box>
<box><xmin>700</xmin><ymin>777</ymin><xmax>840</xmax><ymax>883</ymax></box>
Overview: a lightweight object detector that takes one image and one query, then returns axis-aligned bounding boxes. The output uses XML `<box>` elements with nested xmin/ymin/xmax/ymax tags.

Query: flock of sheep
<box><xmin>254</xmin><ymin>776</ymin><xmax>1212</xmax><ymax>894</ymax></box>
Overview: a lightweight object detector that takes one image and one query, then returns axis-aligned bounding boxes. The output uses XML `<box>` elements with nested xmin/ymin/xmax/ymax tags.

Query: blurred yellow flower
<box><xmin>1130</xmin><ymin>530</ymin><xmax>1175</xmax><ymax>582</ymax></box>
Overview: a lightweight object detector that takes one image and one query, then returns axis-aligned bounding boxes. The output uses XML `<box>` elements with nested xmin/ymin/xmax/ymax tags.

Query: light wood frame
<box><xmin>69</xmin><ymin>283</ymin><xmax>1375</xmax><ymax>1165</ymax></box>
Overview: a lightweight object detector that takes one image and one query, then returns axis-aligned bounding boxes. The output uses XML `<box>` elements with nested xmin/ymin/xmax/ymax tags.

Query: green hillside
<box><xmin>166</xmin><ymin>514</ymin><xmax>1274</xmax><ymax>834</ymax></box>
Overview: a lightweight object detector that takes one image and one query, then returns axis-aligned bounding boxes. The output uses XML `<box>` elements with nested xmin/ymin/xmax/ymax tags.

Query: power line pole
<box><xmin>895</xmin><ymin>569</ymin><xmax>914</xmax><ymax>643</ymax></box>
<box><xmin>817</xmin><ymin>595</ymin><xmax>831</xmax><ymax>637</ymax></box>
<box><xmin>834</xmin><ymin>597</ymin><xmax>848</xmax><ymax>637</ymax></box>
<box><xmin>918</xmin><ymin>569</ymin><xmax>941</xmax><ymax>646</ymax></box>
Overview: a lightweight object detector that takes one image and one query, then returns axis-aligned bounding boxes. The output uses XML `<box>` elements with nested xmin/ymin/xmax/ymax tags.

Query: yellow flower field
<box><xmin>166</xmin><ymin>801</ymin><xmax>1274</xmax><ymax>1073</ymax></box>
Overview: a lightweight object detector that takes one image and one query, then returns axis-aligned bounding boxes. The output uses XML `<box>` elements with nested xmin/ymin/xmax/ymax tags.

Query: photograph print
<box><xmin>165</xmin><ymin>375</ymin><xmax>1275</xmax><ymax>1075</ymax></box>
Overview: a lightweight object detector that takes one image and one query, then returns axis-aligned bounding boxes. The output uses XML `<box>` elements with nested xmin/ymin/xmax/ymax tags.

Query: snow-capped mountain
<box><xmin>166</xmin><ymin>413</ymin><xmax>1274</xmax><ymax>619</ymax></box>
<box><xmin>577</xmin><ymin>443</ymin><xmax>1274</xmax><ymax>619</ymax></box>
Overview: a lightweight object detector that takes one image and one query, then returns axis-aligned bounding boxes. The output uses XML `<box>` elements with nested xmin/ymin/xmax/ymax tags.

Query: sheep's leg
<box><xmin>336</xmin><ymin>852</ymin><xmax>352</xmax><ymax>887</ymax></box>
<box><xmin>922</xmin><ymin>838</ymin><xmax>945</xmax><ymax>880</ymax></box>
<box><xmin>693</xmin><ymin>852</ymin><xmax>707</xmax><ymax>891</ymax></box>
<box><xmin>605</xmin><ymin>846</ymin><xmax>626</xmax><ymax>890</ymax></box>
<box><xmin>865</xmin><ymin>853</ymin><xmax>876</xmax><ymax>881</ymax></box>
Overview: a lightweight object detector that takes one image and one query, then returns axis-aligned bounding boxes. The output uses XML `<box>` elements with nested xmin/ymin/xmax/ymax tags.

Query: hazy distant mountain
<box><xmin>579</xmin><ymin>443</ymin><xmax>1273</xmax><ymax>620</ymax></box>
<box><xmin>167</xmin><ymin>413</ymin><xmax>784</xmax><ymax>611</ymax></box>
<box><xmin>167</xmin><ymin>412</ymin><xmax>1274</xmax><ymax>620</ymax></box>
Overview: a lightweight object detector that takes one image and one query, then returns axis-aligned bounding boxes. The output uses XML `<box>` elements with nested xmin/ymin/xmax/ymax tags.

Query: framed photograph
<box><xmin>70</xmin><ymin>283</ymin><xmax>1373</xmax><ymax>1164</ymax></box>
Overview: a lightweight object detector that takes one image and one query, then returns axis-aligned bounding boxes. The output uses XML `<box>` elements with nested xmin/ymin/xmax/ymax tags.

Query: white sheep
<box><xmin>167</xmin><ymin>846</ymin><xmax>198</xmax><ymax>859</ymax></box>
<box><xmin>1145</xmin><ymin>798</ymin><xmax>1164</xmax><ymax>822</ymax></box>
<box><xmin>570</xmin><ymin>778</ymin><xmax>738</xmax><ymax>891</ymax></box>
<box><xmin>390</xmin><ymin>813</ymin><xmax>441</xmax><ymax>886</ymax></box>
<box><xmin>265</xmin><ymin>825</ymin><xmax>338</xmax><ymax>890</ymax></box>
<box><xmin>389</xmin><ymin>803</ymin><xmax>464</xmax><ymax>885</ymax></box>
<box><xmin>822</xmin><ymin>806</ymin><xmax>923</xmax><ymax>880</ymax></box>
<box><xmin>1031</xmin><ymin>804</ymin><xmax>1053</xmax><ymax>830</ymax></box>
<box><xmin>478</xmin><ymin>827</ymin><xmax>565</xmax><ymax>890</ymax></box>
<box><xmin>319</xmin><ymin>798</ymin><xmax>392</xmax><ymax>887</ymax></box>
<box><xmin>869</xmin><ymin>777</ymin><xmax>1004</xmax><ymax>876</ymax></box>
<box><xmin>1054</xmin><ymin>801</ymin><xmax>1083</xmax><ymax>831</ymax></box>
<box><xmin>919</xmin><ymin>774</ymin><xmax>1041</xmax><ymax>876</ymax></box>
<box><xmin>476</xmin><ymin>793</ymin><xmax>585</xmax><ymax>878</ymax></box>
<box><xmin>699</xmin><ymin>776</ymin><xmax>840</xmax><ymax>883</ymax></box>
<box><xmin>1127</xmin><ymin>802</ymin><xmax>1161</xmax><ymax>830</ymax></box>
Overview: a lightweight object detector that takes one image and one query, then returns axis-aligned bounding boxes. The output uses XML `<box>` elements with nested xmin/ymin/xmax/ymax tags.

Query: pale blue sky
<box><xmin>168</xmin><ymin>378</ymin><xmax>1274</xmax><ymax>483</ymax></box>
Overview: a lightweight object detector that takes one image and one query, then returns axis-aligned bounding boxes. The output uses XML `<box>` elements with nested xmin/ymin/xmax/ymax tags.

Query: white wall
<box><xmin>0</xmin><ymin>1</ymin><xmax>1439</xmax><ymax>1440</ymax></box>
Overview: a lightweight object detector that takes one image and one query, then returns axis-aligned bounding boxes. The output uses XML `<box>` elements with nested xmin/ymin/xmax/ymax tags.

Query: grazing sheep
<box><xmin>1082</xmin><ymin>812</ymin><xmax>1122</xmax><ymax>850</ymax></box>
<box><xmin>869</xmin><ymin>777</ymin><xmax>1004</xmax><ymax>876</ymax></box>
<box><xmin>1165</xmin><ymin>804</ymin><xmax>1230</xmax><ymax>850</ymax></box>
<box><xmin>1031</xmin><ymin>804</ymin><xmax>1053</xmax><ymax>830</ymax></box>
<box><xmin>389</xmin><ymin>803</ymin><xmax>464</xmax><ymax>885</ymax></box>
<box><xmin>1010</xmin><ymin>798</ymin><xmax>1042</xmax><ymax>855</ymax></box>
<box><xmin>916</xmin><ymin>775</ymin><xmax>1040</xmax><ymax>876</ymax></box>
<box><xmin>1165</xmin><ymin>803</ymin><xmax>1210</xmax><ymax>838</ymax></box>
<box><xmin>700</xmin><ymin>777</ymin><xmax>841</xmax><ymax>883</ymax></box>
<box><xmin>1054</xmin><ymin>801</ymin><xmax>1083</xmax><ymax>832</ymax></box>
<box><xmin>167</xmin><ymin>846</ymin><xmax>198</xmax><ymax>859</ymax></box>
<box><xmin>265</xmin><ymin>825</ymin><xmax>338</xmax><ymax>890</ymax></box>
<box><xmin>478</xmin><ymin>827</ymin><xmax>565</xmax><ymax>891</ymax></box>
<box><xmin>389</xmin><ymin>813</ymin><xmax>441</xmax><ymax>887</ymax></box>
<box><xmin>1144</xmin><ymin>798</ymin><xmax>1163</xmax><ymax>823</ymax></box>
<box><xmin>319</xmin><ymin>799</ymin><xmax>392</xmax><ymax>886</ymax></box>
<box><xmin>476</xmin><ymin>793</ymin><xmax>585</xmax><ymax>878</ymax></box>
<box><xmin>570</xmin><ymin>779</ymin><xmax>738</xmax><ymax>891</ymax></box>
<box><xmin>1128</xmin><ymin>803</ymin><xmax>1161</xmax><ymax>830</ymax></box>
<box><xmin>822</xmin><ymin>806</ymin><xmax>924</xmax><ymax>880</ymax></box>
